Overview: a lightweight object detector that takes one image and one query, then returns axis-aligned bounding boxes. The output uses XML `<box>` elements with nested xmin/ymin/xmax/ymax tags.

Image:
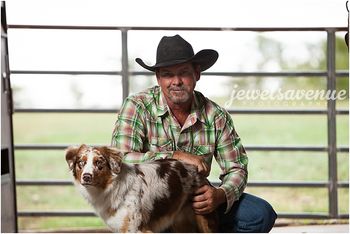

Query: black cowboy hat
<box><xmin>135</xmin><ymin>34</ymin><xmax>219</xmax><ymax>72</ymax></box>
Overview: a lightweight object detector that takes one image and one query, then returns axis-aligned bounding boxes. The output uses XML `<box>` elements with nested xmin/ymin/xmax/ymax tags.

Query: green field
<box><xmin>13</xmin><ymin>112</ymin><xmax>349</xmax><ymax>231</ymax></box>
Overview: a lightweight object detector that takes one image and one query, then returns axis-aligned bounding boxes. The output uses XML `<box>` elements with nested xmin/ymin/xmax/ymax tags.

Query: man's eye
<box><xmin>179</xmin><ymin>70</ymin><xmax>192</xmax><ymax>77</ymax></box>
<box><xmin>160</xmin><ymin>72</ymin><xmax>173</xmax><ymax>77</ymax></box>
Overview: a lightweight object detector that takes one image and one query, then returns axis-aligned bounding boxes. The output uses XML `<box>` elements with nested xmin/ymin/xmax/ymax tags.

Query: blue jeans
<box><xmin>217</xmin><ymin>193</ymin><xmax>277</xmax><ymax>233</ymax></box>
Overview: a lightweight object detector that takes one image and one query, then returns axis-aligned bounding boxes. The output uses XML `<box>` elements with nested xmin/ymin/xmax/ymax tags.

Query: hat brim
<box><xmin>135</xmin><ymin>49</ymin><xmax>218</xmax><ymax>72</ymax></box>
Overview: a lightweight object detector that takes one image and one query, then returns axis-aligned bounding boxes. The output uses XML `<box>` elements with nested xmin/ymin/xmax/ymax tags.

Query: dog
<box><xmin>65</xmin><ymin>144</ymin><xmax>218</xmax><ymax>233</ymax></box>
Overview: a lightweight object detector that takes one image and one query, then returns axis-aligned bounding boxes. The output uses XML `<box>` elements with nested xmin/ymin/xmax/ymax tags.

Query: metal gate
<box><xmin>1</xmin><ymin>2</ymin><xmax>18</xmax><ymax>232</ymax></box>
<box><xmin>2</xmin><ymin>7</ymin><xmax>349</xmax><ymax>230</ymax></box>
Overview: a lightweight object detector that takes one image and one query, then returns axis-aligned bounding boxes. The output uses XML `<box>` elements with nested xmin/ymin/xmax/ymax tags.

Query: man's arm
<box><xmin>214</xmin><ymin>110</ymin><xmax>248</xmax><ymax>213</ymax></box>
<box><xmin>173</xmin><ymin>151</ymin><xmax>210</xmax><ymax>177</ymax></box>
<box><xmin>192</xmin><ymin>184</ymin><xmax>226</xmax><ymax>214</ymax></box>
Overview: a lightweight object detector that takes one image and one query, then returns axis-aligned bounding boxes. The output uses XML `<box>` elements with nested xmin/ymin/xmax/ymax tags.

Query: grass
<box><xmin>12</xmin><ymin>112</ymin><xmax>349</xmax><ymax>231</ymax></box>
<box><xmin>13</xmin><ymin>113</ymin><xmax>117</xmax><ymax>144</ymax></box>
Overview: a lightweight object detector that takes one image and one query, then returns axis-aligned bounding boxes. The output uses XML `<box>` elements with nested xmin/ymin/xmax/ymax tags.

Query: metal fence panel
<box><xmin>7</xmin><ymin>24</ymin><xmax>349</xmax><ymax>223</ymax></box>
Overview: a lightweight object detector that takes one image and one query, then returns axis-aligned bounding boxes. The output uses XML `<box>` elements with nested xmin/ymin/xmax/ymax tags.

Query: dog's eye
<box><xmin>96</xmin><ymin>160</ymin><xmax>104</xmax><ymax>170</ymax></box>
<box><xmin>78</xmin><ymin>160</ymin><xmax>86</xmax><ymax>168</ymax></box>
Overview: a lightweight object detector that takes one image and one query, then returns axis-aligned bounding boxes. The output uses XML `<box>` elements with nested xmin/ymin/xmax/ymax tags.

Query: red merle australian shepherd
<box><xmin>65</xmin><ymin>144</ymin><xmax>218</xmax><ymax>232</ymax></box>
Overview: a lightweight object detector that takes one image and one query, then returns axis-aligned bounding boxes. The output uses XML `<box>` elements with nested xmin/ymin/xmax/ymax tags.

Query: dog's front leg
<box><xmin>127</xmin><ymin>211</ymin><xmax>143</xmax><ymax>233</ymax></box>
<box><xmin>112</xmin><ymin>200</ymin><xmax>144</xmax><ymax>232</ymax></box>
<box><xmin>195</xmin><ymin>212</ymin><xmax>219</xmax><ymax>233</ymax></box>
<box><xmin>139</xmin><ymin>227</ymin><xmax>153</xmax><ymax>233</ymax></box>
<box><xmin>107</xmin><ymin>211</ymin><xmax>142</xmax><ymax>233</ymax></box>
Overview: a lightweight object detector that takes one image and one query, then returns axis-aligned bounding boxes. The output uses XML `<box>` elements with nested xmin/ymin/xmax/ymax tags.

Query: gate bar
<box><xmin>327</xmin><ymin>29</ymin><xmax>338</xmax><ymax>218</ymax></box>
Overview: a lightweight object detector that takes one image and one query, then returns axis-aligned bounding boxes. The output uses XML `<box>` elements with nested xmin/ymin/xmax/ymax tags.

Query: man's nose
<box><xmin>172</xmin><ymin>75</ymin><xmax>183</xmax><ymax>85</ymax></box>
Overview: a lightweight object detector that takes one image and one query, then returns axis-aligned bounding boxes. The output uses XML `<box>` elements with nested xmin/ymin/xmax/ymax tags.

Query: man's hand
<box><xmin>192</xmin><ymin>185</ymin><xmax>226</xmax><ymax>214</ymax></box>
<box><xmin>173</xmin><ymin>151</ymin><xmax>210</xmax><ymax>177</ymax></box>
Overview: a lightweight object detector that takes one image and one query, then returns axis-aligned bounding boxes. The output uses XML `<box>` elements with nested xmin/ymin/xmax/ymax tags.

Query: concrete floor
<box><xmin>271</xmin><ymin>224</ymin><xmax>349</xmax><ymax>233</ymax></box>
<box><xmin>48</xmin><ymin>224</ymin><xmax>349</xmax><ymax>233</ymax></box>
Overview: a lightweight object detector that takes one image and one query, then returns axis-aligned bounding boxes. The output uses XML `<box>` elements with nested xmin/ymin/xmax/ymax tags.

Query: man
<box><xmin>112</xmin><ymin>34</ymin><xmax>277</xmax><ymax>232</ymax></box>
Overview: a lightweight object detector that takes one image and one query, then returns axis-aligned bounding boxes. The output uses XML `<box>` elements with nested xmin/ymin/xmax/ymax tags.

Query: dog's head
<box><xmin>65</xmin><ymin>144</ymin><xmax>123</xmax><ymax>188</ymax></box>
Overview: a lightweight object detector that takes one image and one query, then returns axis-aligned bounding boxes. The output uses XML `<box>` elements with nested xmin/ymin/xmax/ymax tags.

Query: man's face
<box><xmin>156</xmin><ymin>62</ymin><xmax>200</xmax><ymax>105</ymax></box>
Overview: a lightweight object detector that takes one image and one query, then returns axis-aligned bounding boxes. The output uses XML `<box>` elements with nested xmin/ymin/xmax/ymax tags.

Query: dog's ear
<box><xmin>65</xmin><ymin>144</ymin><xmax>87</xmax><ymax>171</ymax></box>
<box><xmin>96</xmin><ymin>146</ymin><xmax>124</xmax><ymax>174</ymax></box>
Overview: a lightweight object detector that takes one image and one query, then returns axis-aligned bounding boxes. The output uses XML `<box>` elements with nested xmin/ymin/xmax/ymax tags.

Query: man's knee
<box><xmin>236</xmin><ymin>194</ymin><xmax>277</xmax><ymax>232</ymax></box>
<box><xmin>257</xmin><ymin>197</ymin><xmax>277</xmax><ymax>232</ymax></box>
<box><xmin>219</xmin><ymin>193</ymin><xmax>277</xmax><ymax>233</ymax></box>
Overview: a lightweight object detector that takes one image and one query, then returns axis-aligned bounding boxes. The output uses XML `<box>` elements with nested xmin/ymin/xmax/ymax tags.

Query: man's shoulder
<box><xmin>195</xmin><ymin>90</ymin><xmax>228</xmax><ymax>116</ymax></box>
<box><xmin>126</xmin><ymin>86</ymin><xmax>160</xmax><ymax>106</ymax></box>
<box><xmin>195</xmin><ymin>90</ymin><xmax>230</xmax><ymax>124</ymax></box>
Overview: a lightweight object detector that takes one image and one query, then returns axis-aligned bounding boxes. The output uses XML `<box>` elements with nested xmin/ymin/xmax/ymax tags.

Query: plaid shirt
<box><xmin>111</xmin><ymin>86</ymin><xmax>248</xmax><ymax>212</ymax></box>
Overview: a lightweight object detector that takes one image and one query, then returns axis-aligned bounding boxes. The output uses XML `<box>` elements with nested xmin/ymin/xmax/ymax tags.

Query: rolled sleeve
<box><xmin>112</xmin><ymin>97</ymin><xmax>148</xmax><ymax>162</ymax></box>
<box><xmin>215</xmin><ymin>112</ymin><xmax>248</xmax><ymax>213</ymax></box>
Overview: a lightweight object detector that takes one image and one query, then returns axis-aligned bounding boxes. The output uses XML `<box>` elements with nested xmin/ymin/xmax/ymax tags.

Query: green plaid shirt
<box><xmin>112</xmin><ymin>86</ymin><xmax>248</xmax><ymax>212</ymax></box>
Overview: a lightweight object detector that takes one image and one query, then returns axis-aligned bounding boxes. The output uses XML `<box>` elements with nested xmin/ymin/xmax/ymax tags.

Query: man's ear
<box><xmin>65</xmin><ymin>144</ymin><xmax>87</xmax><ymax>171</ymax></box>
<box><xmin>195</xmin><ymin>64</ymin><xmax>201</xmax><ymax>81</ymax></box>
<box><xmin>196</xmin><ymin>74</ymin><xmax>201</xmax><ymax>81</ymax></box>
<box><xmin>96</xmin><ymin>146</ymin><xmax>124</xmax><ymax>174</ymax></box>
<box><xmin>156</xmin><ymin>70</ymin><xmax>161</xmax><ymax>83</ymax></box>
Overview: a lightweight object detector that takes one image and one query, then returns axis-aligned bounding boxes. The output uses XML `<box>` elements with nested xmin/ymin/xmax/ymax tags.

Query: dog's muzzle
<box><xmin>82</xmin><ymin>173</ymin><xmax>93</xmax><ymax>185</ymax></box>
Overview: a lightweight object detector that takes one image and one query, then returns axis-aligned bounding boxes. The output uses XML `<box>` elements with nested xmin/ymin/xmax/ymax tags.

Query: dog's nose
<box><xmin>82</xmin><ymin>173</ymin><xmax>92</xmax><ymax>183</ymax></box>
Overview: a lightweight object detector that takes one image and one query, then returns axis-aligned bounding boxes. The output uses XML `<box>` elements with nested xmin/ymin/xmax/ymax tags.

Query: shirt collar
<box><xmin>157</xmin><ymin>87</ymin><xmax>206</xmax><ymax>124</ymax></box>
<box><xmin>191</xmin><ymin>91</ymin><xmax>207</xmax><ymax>124</ymax></box>
<box><xmin>157</xmin><ymin>87</ymin><xmax>169</xmax><ymax>117</ymax></box>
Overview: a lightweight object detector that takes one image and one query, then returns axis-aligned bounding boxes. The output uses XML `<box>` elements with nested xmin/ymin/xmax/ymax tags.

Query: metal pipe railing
<box><xmin>326</xmin><ymin>30</ymin><xmax>339</xmax><ymax>218</ymax></box>
<box><xmin>14</xmin><ymin>143</ymin><xmax>349</xmax><ymax>152</ymax></box>
<box><xmin>17</xmin><ymin>211</ymin><xmax>347</xmax><ymax>220</ymax></box>
<box><xmin>9</xmin><ymin>69</ymin><xmax>350</xmax><ymax>77</ymax></box>
<box><xmin>15</xmin><ymin>179</ymin><xmax>350</xmax><ymax>188</ymax></box>
<box><xmin>11</xmin><ymin>108</ymin><xmax>350</xmax><ymax>115</ymax></box>
<box><xmin>7</xmin><ymin>24</ymin><xmax>348</xmax><ymax>32</ymax></box>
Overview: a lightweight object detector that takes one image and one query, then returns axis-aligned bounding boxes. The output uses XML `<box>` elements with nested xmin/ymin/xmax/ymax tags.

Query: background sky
<box><xmin>5</xmin><ymin>0</ymin><xmax>349</xmax><ymax>109</ymax></box>
<box><xmin>6</xmin><ymin>0</ymin><xmax>348</xmax><ymax>27</ymax></box>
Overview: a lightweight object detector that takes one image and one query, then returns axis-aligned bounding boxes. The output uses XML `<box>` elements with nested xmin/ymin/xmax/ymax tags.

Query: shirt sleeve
<box><xmin>214</xmin><ymin>110</ymin><xmax>248</xmax><ymax>213</ymax></box>
<box><xmin>111</xmin><ymin>97</ymin><xmax>173</xmax><ymax>163</ymax></box>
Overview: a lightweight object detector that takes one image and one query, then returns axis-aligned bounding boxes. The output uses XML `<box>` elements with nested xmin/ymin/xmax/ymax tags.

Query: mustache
<box><xmin>168</xmin><ymin>86</ymin><xmax>185</xmax><ymax>91</ymax></box>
